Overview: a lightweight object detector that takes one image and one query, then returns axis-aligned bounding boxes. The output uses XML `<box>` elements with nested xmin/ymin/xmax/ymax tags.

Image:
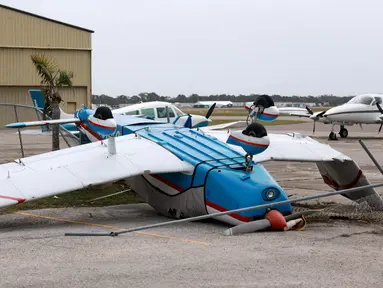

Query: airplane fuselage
<box><xmin>324</xmin><ymin>104</ymin><xmax>382</xmax><ymax>124</ymax></box>
<box><xmin>75</xmin><ymin>108</ymin><xmax>293</xmax><ymax>224</ymax></box>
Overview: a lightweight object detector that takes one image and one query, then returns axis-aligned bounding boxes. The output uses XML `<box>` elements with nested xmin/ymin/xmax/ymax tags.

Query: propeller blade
<box><xmin>305</xmin><ymin>106</ymin><xmax>313</xmax><ymax>115</ymax></box>
<box><xmin>379</xmin><ymin>123</ymin><xmax>383</xmax><ymax>134</ymax></box>
<box><xmin>317</xmin><ymin>110</ymin><xmax>326</xmax><ymax>117</ymax></box>
<box><xmin>313</xmin><ymin>120</ymin><xmax>316</xmax><ymax>134</ymax></box>
<box><xmin>377</xmin><ymin>103</ymin><xmax>383</xmax><ymax>114</ymax></box>
<box><xmin>205</xmin><ymin>103</ymin><xmax>216</xmax><ymax>119</ymax></box>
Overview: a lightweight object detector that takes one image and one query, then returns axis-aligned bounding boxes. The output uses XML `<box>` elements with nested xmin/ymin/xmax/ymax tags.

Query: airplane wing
<box><xmin>204</xmin><ymin>121</ymin><xmax>247</xmax><ymax>130</ymax></box>
<box><xmin>288</xmin><ymin>113</ymin><xmax>311</xmax><ymax>118</ymax></box>
<box><xmin>0</xmin><ymin>134</ymin><xmax>193</xmax><ymax>208</ymax></box>
<box><xmin>5</xmin><ymin>118</ymin><xmax>80</xmax><ymax>128</ymax></box>
<box><xmin>201</xmin><ymin>128</ymin><xmax>351</xmax><ymax>163</ymax></box>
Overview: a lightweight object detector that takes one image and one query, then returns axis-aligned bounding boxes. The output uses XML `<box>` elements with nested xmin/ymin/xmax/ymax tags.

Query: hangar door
<box><xmin>0</xmin><ymin>87</ymin><xmax>88</xmax><ymax>127</ymax></box>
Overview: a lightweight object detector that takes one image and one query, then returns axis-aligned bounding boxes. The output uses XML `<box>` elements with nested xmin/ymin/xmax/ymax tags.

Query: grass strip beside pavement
<box><xmin>2</xmin><ymin>183</ymin><xmax>144</xmax><ymax>214</ymax></box>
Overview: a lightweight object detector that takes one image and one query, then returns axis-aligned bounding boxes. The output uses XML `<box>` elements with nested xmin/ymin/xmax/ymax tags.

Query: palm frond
<box><xmin>55</xmin><ymin>70</ymin><xmax>74</xmax><ymax>87</ymax></box>
<box><xmin>31</xmin><ymin>54</ymin><xmax>57</xmax><ymax>86</ymax></box>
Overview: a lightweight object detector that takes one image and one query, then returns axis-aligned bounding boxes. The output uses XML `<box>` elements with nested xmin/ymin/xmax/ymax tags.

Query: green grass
<box><xmin>1</xmin><ymin>183</ymin><xmax>144</xmax><ymax>214</ymax></box>
<box><xmin>209</xmin><ymin>119</ymin><xmax>306</xmax><ymax>126</ymax></box>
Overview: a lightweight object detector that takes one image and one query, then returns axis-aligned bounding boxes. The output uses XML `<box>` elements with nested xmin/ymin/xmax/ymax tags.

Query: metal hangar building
<box><xmin>0</xmin><ymin>4</ymin><xmax>94</xmax><ymax>127</ymax></box>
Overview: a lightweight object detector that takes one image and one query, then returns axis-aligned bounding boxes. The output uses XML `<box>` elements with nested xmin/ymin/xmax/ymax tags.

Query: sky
<box><xmin>2</xmin><ymin>0</ymin><xmax>383</xmax><ymax>97</ymax></box>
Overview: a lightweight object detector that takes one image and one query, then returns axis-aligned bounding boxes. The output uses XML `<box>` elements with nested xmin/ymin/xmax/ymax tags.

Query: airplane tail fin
<box><xmin>29</xmin><ymin>89</ymin><xmax>47</xmax><ymax>132</ymax></box>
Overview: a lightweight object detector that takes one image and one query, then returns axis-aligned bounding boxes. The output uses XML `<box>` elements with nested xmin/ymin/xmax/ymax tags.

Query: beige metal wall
<box><xmin>0</xmin><ymin>5</ymin><xmax>92</xmax><ymax>127</ymax></box>
<box><xmin>0</xmin><ymin>87</ymin><xmax>87</xmax><ymax>125</ymax></box>
<box><xmin>0</xmin><ymin>7</ymin><xmax>91</xmax><ymax>49</ymax></box>
<box><xmin>0</xmin><ymin>48</ymin><xmax>91</xmax><ymax>86</ymax></box>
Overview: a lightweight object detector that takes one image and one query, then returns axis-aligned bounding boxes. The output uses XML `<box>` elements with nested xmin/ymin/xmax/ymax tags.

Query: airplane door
<box><xmin>66</xmin><ymin>102</ymin><xmax>77</xmax><ymax>114</ymax></box>
<box><xmin>156</xmin><ymin>107</ymin><xmax>176</xmax><ymax>123</ymax></box>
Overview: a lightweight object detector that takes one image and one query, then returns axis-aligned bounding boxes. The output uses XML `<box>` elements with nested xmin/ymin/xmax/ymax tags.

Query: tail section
<box><xmin>29</xmin><ymin>90</ymin><xmax>47</xmax><ymax>132</ymax></box>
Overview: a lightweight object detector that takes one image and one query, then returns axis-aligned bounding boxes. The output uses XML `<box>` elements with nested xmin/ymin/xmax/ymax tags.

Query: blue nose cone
<box><xmin>204</xmin><ymin>165</ymin><xmax>292</xmax><ymax>223</ymax></box>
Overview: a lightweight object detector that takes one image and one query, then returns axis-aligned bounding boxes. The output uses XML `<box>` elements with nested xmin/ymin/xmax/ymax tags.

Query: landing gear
<box><xmin>328</xmin><ymin>124</ymin><xmax>338</xmax><ymax>141</ymax></box>
<box><xmin>339</xmin><ymin>126</ymin><xmax>348</xmax><ymax>138</ymax></box>
<box><xmin>328</xmin><ymin>125</ymin><xmax>348</xmax><ymax>140</ymax></box>
<box><xmin>329</xmin><ymin>131</ymin><xmax>337</xmax><ymax>140</ymax></box>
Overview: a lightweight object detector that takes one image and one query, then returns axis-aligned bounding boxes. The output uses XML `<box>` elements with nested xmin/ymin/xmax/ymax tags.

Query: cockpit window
<box><xmin>375</xmin><ymin>97</ymin><xmax>382</xmax><ymax>105</ymax></box>
<box><xmin>156</xmin><ymin>107</ymin><xmax>175</xmax><ymax>118</ymax></box>
<box><xmin>173</xmin><ymin>106</ymin><xmax>185</xmax><ymax>116</ymax></box>
<box><xmin>347</xmin><ymin>95</ymin><xmax>375</xmax><ymax>105</ymax></box>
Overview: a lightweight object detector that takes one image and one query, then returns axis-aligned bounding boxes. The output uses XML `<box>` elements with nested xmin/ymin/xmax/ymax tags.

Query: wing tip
<box><xmin>5</xmin><ymin>123</ymin><xmax>26</xmax><ymax>128</ymax></box>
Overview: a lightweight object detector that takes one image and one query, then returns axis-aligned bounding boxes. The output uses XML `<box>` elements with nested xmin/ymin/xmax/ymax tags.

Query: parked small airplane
<box><xmin>2</xmin><ymin>95</ymin><xmax>382</xmax><ymax>230</ymax></box>
<box><xmin>289</xmin><ymin>94</ymin><xmax>383</xmax><ymax>140</ymax></box>
<box><xmin>245</xmin><ymin>101</ymin><xmax>309</xmax><ymax>116</ymax></box>
<box><xmin>29</xmin><ymin>90</ymin><xmax>211</xmax><ymax>140</ymax></box>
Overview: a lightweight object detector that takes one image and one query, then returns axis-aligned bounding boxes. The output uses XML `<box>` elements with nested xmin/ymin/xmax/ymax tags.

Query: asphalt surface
<box><xmin>1</xmin><ymin>122</ymin><xmax>383</xmax><ymax>288</ymax></box>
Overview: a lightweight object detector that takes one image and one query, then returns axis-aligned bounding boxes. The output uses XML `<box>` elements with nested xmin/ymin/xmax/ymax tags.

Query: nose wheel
<box><xmin>329</xmin><ymin>131</ymin><xmax>337</xmax><ymax>140</ymax></box>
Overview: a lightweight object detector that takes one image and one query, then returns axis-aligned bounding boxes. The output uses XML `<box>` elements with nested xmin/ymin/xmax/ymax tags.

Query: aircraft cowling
<box><xmin>86</xmin><ymin>106</ymin><xmax>117</xmax><ymax>137</ymax></box>
<box><xmin>226</xmin><ymin>123</ymin><xmax>270</xmax><ymax>155</ymax></box>
<box><xmin>256</xmin><ymin>106</ymin><xmax>279</xmax><ymax>122</ymax></box>
<box><xmin>245</xmin><ymin>94</ymin><xmax>280</xmax><ymax>122</ymax></box>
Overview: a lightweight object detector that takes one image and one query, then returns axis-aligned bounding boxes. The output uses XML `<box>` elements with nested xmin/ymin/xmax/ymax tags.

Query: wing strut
<box><xmin>108</xmin><ymin>136</ymin><xmax>116</xmax><ymax>155</ymax></box>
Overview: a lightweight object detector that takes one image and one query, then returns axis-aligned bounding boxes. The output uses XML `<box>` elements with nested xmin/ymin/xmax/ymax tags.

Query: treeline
<box><xmin>92</xmin><ymin>92</ymin><xmax>354</xmax><ymax>106</ymax></box>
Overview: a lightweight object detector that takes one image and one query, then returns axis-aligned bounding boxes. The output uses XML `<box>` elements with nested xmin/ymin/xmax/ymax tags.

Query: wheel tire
<box><xmin>339</xmin><ymin>128</ymin><xmax>348</xmax><ymax>138</ymax></box>
<box><xmin>329</xmin><ymin>132</ymin><xmax>337</xmax><ymax>140</ymax></box>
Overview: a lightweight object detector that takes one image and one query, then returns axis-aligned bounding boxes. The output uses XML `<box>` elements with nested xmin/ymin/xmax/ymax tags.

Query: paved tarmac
<box><xmin>0</xmin><ymin>124</ymin><xmax>383</xmax><ymax>288</ymax></box>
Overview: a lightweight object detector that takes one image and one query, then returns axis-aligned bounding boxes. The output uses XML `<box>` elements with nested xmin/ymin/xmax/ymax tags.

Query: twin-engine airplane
<box><xmin>289</xmin><ymin>94</ymin><xmax>383</xmax><ymax>140</ymax></box>
<box><xmin>2</xmin><ymin>95</ymin><xmax>383</xmax><ymax>230</ymax></box>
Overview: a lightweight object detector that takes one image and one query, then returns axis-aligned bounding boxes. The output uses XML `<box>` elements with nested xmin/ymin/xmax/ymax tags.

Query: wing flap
<box><xmin>0</xmin><ymin>134</ymin><xmax>193</xmax><ymax>208</ymax></box>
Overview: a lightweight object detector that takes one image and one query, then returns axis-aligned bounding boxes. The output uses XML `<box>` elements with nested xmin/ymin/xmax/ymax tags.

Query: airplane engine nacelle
<box><xmin>245</xmin><ymin>95</ymin><xmax>279</xmax><ymax>122</ymax></box>
<box><xmin>87</xmin><ymin>106</ymin><xmax>117</xmax><ymax>137</ymax></box>
<box><xmin>226</xmin><ymin>123</ymin><xmax>270</xmax><ymax>155</ymax></box>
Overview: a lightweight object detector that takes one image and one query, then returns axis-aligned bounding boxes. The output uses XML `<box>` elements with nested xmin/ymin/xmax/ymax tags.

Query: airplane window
<box><xmin>347</xmin><ymin>95</ymin><xmax>374</xmax><ymax>105</ymax></box>
<box><xmin>157</xmin><ymin>107</ymin><xmax>175</xmax><ymax>118</ymax></box>
<box><xmin>124</xmin><ymin>110</ymin><xmax>139</xmax><ymax>115</ymax></box>
<box><xmin>375</xmin><ymin>97</ymin><xmax>382</xmax><ymax>105</ymax></box>
<box><xmin>173</xmin><ymin>106</ymin><xmax>184</xmax><ymax>116</ymax></box>
<box><xmin>141</xmin><ymin>108</ymin><xmax>155</xmax><ymax>119</ymax></box>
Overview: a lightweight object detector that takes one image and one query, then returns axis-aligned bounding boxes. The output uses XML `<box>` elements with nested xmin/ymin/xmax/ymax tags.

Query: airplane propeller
<box><xmin>205</xmin><ymin>103</ymin><xmax>216</xmax><ymax>119</ymax></box>
<box><xmin>377</xmin><ymin>103</ymin><xmax>383</xmax><ymax>133</ymax></box>
<box><xmin>305</xmin><ymin>106</ymin><xmax>325</xmax><ymax>134</ymax></box>
<box><xmin>305</xmin><ymin>106</ymin><xmax>314</xmax><ymax>115</ymax></box>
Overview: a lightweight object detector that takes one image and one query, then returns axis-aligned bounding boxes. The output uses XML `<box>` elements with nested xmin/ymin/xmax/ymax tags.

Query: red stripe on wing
<box><xmin>0</xmin><ymin>195</ymin><xmax>25</xmax><ymax>204</ymax></box>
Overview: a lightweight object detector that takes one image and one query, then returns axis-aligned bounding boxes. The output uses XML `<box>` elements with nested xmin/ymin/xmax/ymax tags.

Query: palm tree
<box><xmin>31</xmin><ymin>53</ymin><xmax>74</xmax><ymax>151</ymax></box>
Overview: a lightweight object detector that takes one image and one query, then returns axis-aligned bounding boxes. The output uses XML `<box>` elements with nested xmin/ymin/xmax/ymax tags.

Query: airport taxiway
<box><xmin>0</xmin><ymin>121</ymin><xmax>383</xmax><ymax>288</ymax></box>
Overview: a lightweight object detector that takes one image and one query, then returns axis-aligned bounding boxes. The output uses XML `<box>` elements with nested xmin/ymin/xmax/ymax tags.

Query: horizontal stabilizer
<box><xmin>5</xmin><ymin>118</ymin><xmax>80</xmax><ymax>128</ymax></box>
